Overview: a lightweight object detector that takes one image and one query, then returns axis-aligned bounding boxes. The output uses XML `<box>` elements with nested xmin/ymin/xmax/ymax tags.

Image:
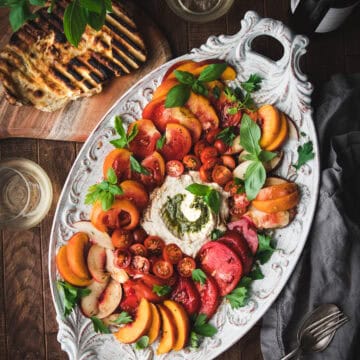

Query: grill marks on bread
<box><xmin>0</xmin><ymin>1</ymin><xmax>147</xmax><ymax>112</ymax></box>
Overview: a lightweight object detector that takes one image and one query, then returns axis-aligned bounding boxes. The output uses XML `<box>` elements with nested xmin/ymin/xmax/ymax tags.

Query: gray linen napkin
<box><xmin>260</xmin><ymin>74</ymin><xmax>360</xmax><ymax>360</ymax></box>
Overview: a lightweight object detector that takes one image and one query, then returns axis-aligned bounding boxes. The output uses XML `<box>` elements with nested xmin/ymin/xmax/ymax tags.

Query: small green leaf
<box><xmin>135</xmin><ymin>335</ymin><xmax>149</xmax><ymax>350</ymax></box>
<box><xmin>300</xmin><ymin>131</ymin><xmax>307</xmax><ymax>137</ymax></box>
<box><xmin>227</xmin><ymin>107</ymin><xmax>239</xmax><ymax>115</ymax></box>
<box><xmin>190</xmin><ymin>330</ymin><xmax>201</xmax><ymax>348</ymax></box>
<box><xmin>226</xmin><ymin>286</ymin><xmax>249</xmax><ymax>309</ymax></box>
<box><xmin>130</xmin><ymin>155</ymin><xmax>150</xmax><ymax>175</ymax></box>
<box><xmin>80</xmin><ymin>0</ymin><xmax>103</xmax><ymax>13</ymax></box>
<box><xmin>212</xmin><ymin>85</ymin><xmax>221</xmax><ymax>100</ymax></box>
<box><xmin>109</xmin><ymin>184</ymin><xmax>123</xmax><ymax>196</ymax></box>
<box><xmin>249</xmin><ymin>263</ymin><xmax>264</xmax><ymax>280</ymax></box>
<box><xmin>91</xmin><ymin>316</ymin><xmax>111</xmax><ymax>334</ymax></box>
<box><xmin>29</xmin><ymin>0</ymin><xmax>46</xmax><ymax>5</ymax></box>
<box><xmin>63</xmin><ymin>0</ymin><xmax>87</xmax><ymax>47</ymax></box>
<box><xmin>224</xmin><ymin>86</ymin><xmax>238</xmax><ymax>102</ymax></box>
<box><xmin>256</xmin><ymin>233</ymin><xmax>276</xmax><ymax>264</ymax></box>
<box><xmin>244</xmin><ymin>160</ymin><xmax>266</xmax><ymax>200</ymax></box>
<box><xmin>104</xmin><ymin>0</ymin><xmax>112</xmax><ymax>12</ymax></box>
<box><xmin>106</xmin><ymin>167</ymin><xmax>117</xmax><ymax>185</ymax></box>
<box><xmin>110</xmin><ymin>116</ymin><xmax>128</xmax><ymax>148</ymax></box>
<box><xmin>192</xmin><ymin>269</ymin><xmax>207</xmax><ymax>285</ymax></box>
<box><xmin>210</xmin><ymin>228</ymin><xmax>225</xmax><ymax>240</ymax></box>
<box><xmin>152</xmin><ymin>284</ymin><xmax>172</xmax><ymax>296</ymax></box>
<box><xmin>127</xmin><ymin>124</ymin><xmax>139</xmax><ymax>144</ymax></box>
<box><xmin>112</xmin><ymin>312</ymin><xmax>133</xmax><ymax>325</ymax></box>
<box><xmin>165</xmin><ymin>84</ymin><xmax>191</xmax><ymax>108</ymax></box>
<box><xmin>9</xmin><ymin>3</ymin><xmax>34</xmax><ymax>32</ymax></box>
<box><xmin>192</xmin><ymin>80</ymin><xmax>208</xmax><ymax>96</ymax></box>
<box><xmin>259</xmin><ymin>150</ymin><xmax>277</xmax><ymax>162</ymax></box>
<box><xmin>204</xmin><ymin>189</ymin><xmax>221</xmax><ymax>214</ymax></box>
<box><xmin>101</xmin><ymin>191</ymin><xmax>114</xmax><ymax>211</ymax></box>
<box><xmin>186</xmin><ymin>183</ymin><xmax>210</xmax><ymax>196</ymax></box>
<box><xmin>293</xmin><ymin>141</ymin><xmax>315</xmax><ymax>170</ymax></box>
<box><xmin>192</xmin><ymin>314</ymin><xmax>217</xmax><ymax>337</ymax></box>
<box><xmin>174</xmin><ymin>70</ymin><xmax>196</xmax><ymax>85</ymax></box>
<box><xmin>86</xmin><ymin>8</ymin><xmax>105</xmax><ymax>31</ymax></box>
<box><xmin>216</xmin><ymin>127</ymin><xmax>237</xmax><ymax>146</ymax></box>
<box><xmin>156</xmin><ymin>133</ymin><xmax>166</xmax><ymax>150</ymax></box>
<box><xmin>57</xmin><ymin>281</ymin><xmax>90</xmax><ymax>317</ymax></box>
<box><xmin>239</xmin><ymin>276</ymin><xmax>252</xmax><ymax>288</ymax></box>
<box><xmin>240</xmin><ymin>114</ymin><xmax>262</xmax><ymax>156</ymax></box>
<box><xmin>198</xmin><ymin>63</ymin><xmax>227</xmax><ymax>82</ymax></box>
<box><xmin>241</xmin><ymin>74</ymin><xmax>262</xmax><ymax>93</ymax></box>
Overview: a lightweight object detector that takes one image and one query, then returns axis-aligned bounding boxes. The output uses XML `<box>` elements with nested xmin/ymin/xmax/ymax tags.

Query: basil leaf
<box><xmin>114</xmin><ymin>115</ymin><xmax>126</xmax><ymax>138</ymax></box>
<box><xmin>80</xmin><ymin>0</ymin><xmax>103</xmax><ymax>13</ymax></box>
<box><xmin>106</xmin><ymin>167</ymin><xmax>117</xmax><ymax>184</ymax></box>
<box><xmin>29</xmin><ymin>0</ymin><xmax>46</xmax><ymax>5</ymax></box>
<box><xmin>192</xmin><ymin>80</ymin><xmax>208</xmax><ymax>96</ymax></box>
<box><xmin>130</xmin><ymin>155</ymin><xmax>150</xmax><ymax>175</ymax></box>
<box><xmin>244</xmin><ymin>161</ymin><xmax>266</xmax><ymax>200</ymax></box>
<box><xmin>63</xmin><ymin>0</ymin><xmax>87</xmax><ymax>47</ymax></box>
<box><xmin>210</xmin><ymin>228</ymin><xmax>225</xmax><ymax>240</ymax></box>
<box><xmin>109</xmin><ymin>184</ymin><xmax>123</xmax><ymax>196</ymax></box>
<box><xmin>104</xmin><ymin>0</ymin><xmax>112</xmax><ymax>12</ymax></box>
<box><xmin>205</xmin><ymin>189</ymin><xmax>221</xmax><ymax>214</ymax></box>
<box><xmin>112</xmin><ymin>312</ymin><xmax>133</xmax><ymax>325</ymax></box>
<box><xmin>186</xmin><ymin>183</ymin><xmax>210</xmax><ymax>196</ymax></box>
<box><xmin>9</xmin><ymin>3</ymin><xmax>34</xmax><ymax>32</ymax></box>
<box><xmin>259</xmin><ymin>150</ymin><xmax>277</xmax><ymax>162</ymax></box>
<box><xmin>192</xmin><ymin>269</ymin><xmax>207</xmax><ymax>285</ymax></box>
<box><xmin>198</xmin><ymin>63</ymin><xmax>227</xmax><ymax>82</ymax></box>
<box><xmin>240</xmin><ymin>114</ymin><xmax>261</xmax><ymax>156</ymax></box>
<box><xmin>152</xmin><ymin>284</ymin><xmax>172</xmax><ymax>296</ymax></box>
<box><xmin>135</xmin><ymin>335</ymin><xmax>149</xmax><ymax>350</ymax></box>
<box><xmin>127</xmin><ymin>124</ymin><xmax>139</xmax><ymax>144</ymax></box>
<box><xmin>174</xmin><ymin>70</ymin><xmax>195</xmax><ymax>85</ymax></box>
<box><xmin>91</xmin><ymin>316</ymin><xmax>111</xmax><ymax>334</ymax></box>
<box><xmin>86</xmin><ymin>7</ymin><xmax>106</xmax><ymax>31</ymax></box>
<box><xmin>165</xmin><ymin>84</ymin><xmax>191</xmax><ymax>108</ymax></box>
<box><xmin>212</xmin><ymin>85</ymin><xmax>221</xmax><ymax>100</ymax></box>
<box><xmin>241</xmin><ymin>74</ymin><xmax>262</xmax><ymax>93</ymax></box>
<box><xmin>101</xmin><ymin>191</ymin><xmax>114</xmax><ymax>211</ymax></box>
<box><xmin>156</xmin><ymin>133</ymin><xmax>166</xmax><ymax>150</ymax></box>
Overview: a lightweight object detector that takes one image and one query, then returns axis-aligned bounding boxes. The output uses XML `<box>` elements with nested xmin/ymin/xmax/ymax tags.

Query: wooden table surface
<box><xmin>1</xmin><ymin>1</ymin><xmax>360</xmax><ymax>359</ymax></box>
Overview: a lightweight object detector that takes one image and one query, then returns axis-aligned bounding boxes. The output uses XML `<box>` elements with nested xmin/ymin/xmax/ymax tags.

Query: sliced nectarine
<box><xmin>163</xmin><ymin>300</ymin><xmax>189</xmax><ymax>351</ymax></box>
<box><xmin>245</xmin><ymin>206</ymin><xmax>291</xmax><ymax>229</ymax></box>
<box><xmin>97</xmin><ymin>279</ymin><xmax>123</xmax><ymax>319</ymax></box>
<box><xmin>148</xmin><ymin>303</ymin><xmax>161</xmax><ymax>345</ymax></box>
<box><xmin>66</xmin><ymin>232</ymin><xmax>90</xmax><ymax>280</ymax></box>
<box><xmin>80</xmin><ymin>280</ymin><xmax>108</xmax><ymax>317</ymax></box>
<box><xmin>265</xmin><ymin>112</ymin><xmax>289</xmax><ymax>151</ymax></box>
<box><xmin>56</xmin><ymin>246</ymin><xmax>92</xmax><ymax>287</ymax></box>
<box><xmin>73</xmin><ymin>221</ymin><xmax>114</xmax><ymax>249</ymax></box>
<box><xmin>105</xmin><ymin>248</ymin><xmax>130</xmax><ymax>283</ymax></box>
<box><xmin>252</xmin><ymin>190</ymin><xmax>300</xmax><ymax>213</ymax></box>
<box><xmin>186</xmin><ymin>92</ymin><xmax>219</xmax><ymax>130</ymax></box>
<box><xmin>157</xmin><ymin>304</ymin><xmax>177</xmax><ymax>355</ymax></box>
<box><xmin>265</xmin><ymin>177</ymin><xmax>288</xmax><ymax>186</ymax></box>
<box><xmin>87</xmin><ymin>244</ymin><xmax>109</xmax><ymax>283</ymax></box>
<box><xmin>114</xmin><ymin>298</ymin><xmax>153</xmax><ymax>344</ymax></box>
<box><xmin>153</xmin><ymin>78</ymin><xmax>179</xmax><ymax>100</ymax></box>
<box><xmin>258</xmin><ymin>105</ymin><xmax>281</xmax><ymax>149</ymax></box>
<box><xmin>163</xmin><ymin>60</ymin><xmax>198</xmax><ymax>81</ymax></box>
<box><xmin>255</xmin><ymin>183</ymin><xmax>298</xmax><ymax>201</ymax></box>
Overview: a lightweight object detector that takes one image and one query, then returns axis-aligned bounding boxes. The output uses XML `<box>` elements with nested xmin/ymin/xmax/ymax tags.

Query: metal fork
<box><xmin>281</xmin><ymin>312</ymin><xmax>349</xmax><ymax>360</ymax></box>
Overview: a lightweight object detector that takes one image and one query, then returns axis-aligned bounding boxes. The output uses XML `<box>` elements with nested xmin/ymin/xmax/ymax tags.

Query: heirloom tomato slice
<box><xmin>194</xmin><ymin>274</ymin><xmax>220</xmax><ymax>319</ymax></box>
<box><xmin>170</xmin><ymin>277</ymin><xmax>200</xmax><ymax>316</ymax></box>
<box><xmin>140</xmin><ymin>151</ymin><xmax>165</xmax><ymax>190</ymax></box>
<box><xmin>103</xmin><ymin>148</ymin><xmax>131</xmax><ymax>182</ymax></box>
<box><xmin>118</xmin><ymin>180</ymin><xmax>149</xmax><ymax>211</ymax></box>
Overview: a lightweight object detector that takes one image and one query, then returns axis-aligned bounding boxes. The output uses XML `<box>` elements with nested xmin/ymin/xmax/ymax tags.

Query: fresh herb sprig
<box><xmin>293</xmin><ymin>140</ymin><xmax>315</xmax><ymax>170</ymax></box>
<box><xmin>210</xmin><ymin>228</ymin><xmax>225</xmax><ymax>240</ymax></box>
<box><xmin>190</xmin><ymin>313</ymin><xmax>217</xmax><ymax>349</ymax></box>
<box><xmin>186</xmin><ymin>183</ymin><xmax>221</xmax><ymax>214</ymax></box>
<box><xmin>110</xmin><ymin>116</ymin><xmax>138</xmax><ymax>149</ymax></box>
<box><xmin>112</xmin><ymin>312</ymin><xmax>133</xmax><ymax>325</ymax></box>
<box><xmin>165</xmin><ymin>63</ymin><xmax>227</xmax><ymax>108</ymax></box>
<box><xmin>192</xmin><ymin>269</ymin><xmax>207</xmax><ymax>285</ymax></box>
<box><xmin>135</xmin><ymin>335</ymin><xmax>149</xmax><ymax>350</ymax></box>
<box><xmin>256</xmin><ymin>233</ymin><xmax>276</xmax><ymax>264</ymax></box>
<box><xmin>57</xmin><ymin>280</ymin><xmax>91</xmax><ymax>317</ymax></box>
<box><xmin>152</xmin><ymin>284</ymin><xmax>172</xmax><ymax>296</ymax></box>
<box><xmin>85</xmin><ymin>168</ymin><xmax>123</xmax><ymax>210</ymax></box>
<box><xmin>91</xmin><ymin>316</ymin><xmax>111</xmax><ymax>334</ymax></box>
<box><xmin>130</xmin><ymin>155</ymin><xmax>150</xmax><ymax>175</ymax></box>
<box><xmin>215</xmin><ymin>126</ymin><xmax>237</xmax><ymax>146</ymax></box>
<box><xmin>239</xmin><ymin>114</ymin><xmax>277</xmax><ymax>200</ymax></box>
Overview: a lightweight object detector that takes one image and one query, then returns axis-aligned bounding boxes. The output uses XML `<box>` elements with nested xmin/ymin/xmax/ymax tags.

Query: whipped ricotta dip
<box><xmin>141</xmin><ymin>171</ymin><xmax>229</xmax><ymax>257</ymax></box>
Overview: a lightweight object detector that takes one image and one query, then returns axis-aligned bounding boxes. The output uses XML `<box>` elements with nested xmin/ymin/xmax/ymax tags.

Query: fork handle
<box><xmin>280</xmin><ymin>347</ymin><xmax>301</xmax><ymax>360</ymax></box>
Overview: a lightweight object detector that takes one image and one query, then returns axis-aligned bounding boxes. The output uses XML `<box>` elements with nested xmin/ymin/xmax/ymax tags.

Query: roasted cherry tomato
<box><xmin>202</xmin><ymin>157</ymin><xmax>221</xmax><ymax>171</ymax></box>
<box><xmin>221</xmin><ymin>155</ymin><xmax>236</xmax><ymax>169</ymax></box>
<box><xmin>165</xmin><ymin>273</ymin><xmax>178</xmax><ymax>287</ymax></box>
<box><xmin>140</xmin><ymin>151</ymin><xmax>166</xmax><ymax>190</ymax></box>
<box><xmin>128</xmin><ymin>119</ymin><xmax>161</xmax><ymax>159</ymax></box>
<box><xmin>200</xmin><ymin>146</ymin><xmax>218</xmax><ymax>164</ymax></box>
<box><xmin>163</xmin><ymin>243</ymin><xmax>183</xmax><ymax>264</ymax></box>
<box><xmin>133</xmin><ymin>227</ymin><xmax>148</xmax><ymax>243</ymax></box>
<box><xmin>144</xmin><ymin>236</ymin><xmax>165</xmax><ymax>256</ymax></box>
<box><xmin>212</xmin><ymin>165</ymin><xmax>233</xmax><ymax>186</ymax></box>
<box><xmin>113</xmin><ymin>249</ymin><xmax>132</xmax><ymax>269</ymax></box>
<box><xmin>194</xmin><ymin>274</ymin><xmax>220</xmax><ymax>319</ymax></box>
<box><xmin>177</xmin><ymin>256</ymin><xmax>196</xmax><ymax>277</ymax></box>
<box><xmin>224</xmin><ymin>180</ymin><xmax>243</xmax><ymax>195</ymax></box>
<box><xmin>152</xmin><ymin>259</ymin><xmax>174</xmax><ymax>279</ymax></box>
<box><xmin>103</xmin><ymin>148</ymin><xmax>131</xmax><ymax>182</ymax></box>
<box><xmin>120</xmin><ymin>281</ymin><xmax>139</xmax><ymax>314</ymax></box>
<box><xmin>182</xmin><ymin>154</ymin><xmax>201</xmax><ymax>170</ymax></box>
<box><xmin>166</xmin><ymin>160</ymin><xmax>184</xmax><ymax>177</ymax></box>
<box><xmin>128</xmin><ymin>255</ymin><xmax>150</xmax><ymax>274</ymax></box>
<box><xmin>194</xmin><ymin>139</ymin><xmax>209</xmax><ymax>158</ymax></box>
<box><xmin>214</xmin><ymin>139</ymin><xmax>228</xmax><ymax>154</ymax></box>
<box><xmin>206</xmin><ymin>128</ymin><xmax>221</xmax><ymax>144</ymax></box>
<box><xmin>129</xmin><ymin>243</ymin><xmax>148</xmax><ymax>257</ymax></box>
<box><xmin>199</xmin><ymin>165</ymin><xmax>212</xmax><ymax>182</ymax></box>
<box><xmin>111</xmin><ymin>229</ymin><xmax>133</xmax><ymax>249</ymax></box>
<box><xmin>90</xmin><ymin>199</ymin><xmax>140</xmax><ymax>232</ymax></box>
<box><xmin>118</xmin><ymin>180</ymin><xmax>149</xmax><ymax>211</ymax></box>
<box><xmin>170</xmin><ymin>277</ymin><xmax>201</xmax><ymax>315</ymax></box>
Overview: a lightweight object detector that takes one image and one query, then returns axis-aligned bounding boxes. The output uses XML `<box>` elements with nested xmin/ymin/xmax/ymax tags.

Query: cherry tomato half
<box><xmin>166</xmin><ymin>160</ymin><xmax>184</xmax><ymax>177</ymax></box>
<box><xmin>113</xmin><ymin>249</ymin><xmax>132</xmax><ymax>269</ymax></box>
<box><xmin>199</xmin><ymin>165</ymin><xmax>212</xmax><ymax>182</ymax></box>
<box><xmin>163</xmin><ymin>243</ymin><xmax>183</xmax><ymax>264</ymax></box>
<box><xmin>206</xmin><ymin>128</ymin><xmax>221</xmax><ymax>144</ymax></box>
<box><xmin>212</xmin><ymin>165</ymin><xmax>233</xmax><ymax>186</ymax></box>
<box><xmin>194</xmin><ymin>139</ymin><xmax>209</xmax><ymax>158</ymax></box>
<box><xmin>133</xmin><ymin>227</ymin><xmax>148</xmax><ymax>243</ymax></box>
<box><xmin>144</xmin><ymin>236</ymin><xmax>165</xmax><ymax>256</ymax></box>
<box><xmin>152</xmin><ymin>259</ymin><xmax>174</xmax><ymax>279</ymax></box>
<box><xmin>111</xmin><ymin>229</ymin><xmax>133</xmax><ymax>249</ymax></box>
<box><xmin>214</xmin><ymin>139</ymin><xmax>228</xmax><ymax>154</ymax></box>
<box><xmin>177</xmin><ymin>256</ymin><xmax>196</xmax><ymax>277</ymax></box>
<box><xmin>182</xmin><ymin>154</ymin><xmax>201</xmax><ymax>170</ymax></box>
<box><xmin>200</xmin><ymin>146</ymin><xmax>218</xmax><ymax>164</ymax></box>
<box><xmin>128</xmin><ymin>255</ymin><xmax>150</xmax><ymax>274</ymax></box>
<box><xmin>129</xmin><ymin>243</ymin><xmax>148</xmax><ymax>257</ymax></box>
<box><xmin>202</xmin><ymin>157</ymin><xmax>221</xmax><ymax>171</ymax></box>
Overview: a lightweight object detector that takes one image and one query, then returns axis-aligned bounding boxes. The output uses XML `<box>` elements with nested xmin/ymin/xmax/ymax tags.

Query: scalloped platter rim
<box><xmin>49</xmin><ymin>11</ymin><xmax>320</xmax><ymax>360</ymax></box>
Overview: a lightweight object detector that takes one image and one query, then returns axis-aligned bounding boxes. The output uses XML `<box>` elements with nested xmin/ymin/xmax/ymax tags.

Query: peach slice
<box><xmin>87</xmin><ymin>244</ymin><xmax>109</xmax><ymax>283</ymax></box>
<box><xmin>156</xmin><ymin>304</ymin><xmax>177</xmax><ymax>355</ymax></box>
<box><xmin>265</xmin><ymin>112</ymin><xmax>289</xmax><ymax>151</ymax></box>
<box><xmin>186</xmin><ymin>92</ymin><xmax>219</xmax><ymax>130</ymax></box>
<box><xmin>252</xmin><ymin>190</ymin><xmax>300</xmax><ymax>213</ymax></box>
<box><xmin>255</xmin><ymin>183</ymin><xmax>298</xmax><ymax>201</ymax></box>
<box><xmin>114</xmin><ymin>298</ymin><xmax>152</xmax><ymax>344</ymax></box>
<box><xmin>105</xmin><ymin>249</ymin><xmax>129</xmax><ymax>283</ymax></box>
<box><xmin>148</xmin><ymin>303</ymin><xmax>161</xmax><ymax>345</ymax></box>
<box><xmin>258</xmin><ymin>105</ymin><xmax>281</xmax><ymax>149</ymax></box>
<box><xmin>73</xmin><ymin>221</ymin><xmax>114</xmax><ymax>250</ymax></box>
<box><xmin>245</xmin><ymin>206</ymin><xmax>291</xmax><ymax>229</ymax></box>
<box><xmin>80</xmin><ymin>280</ymin><xmax>108</xmax><ymax>317</ymax></box>
<box><xmin>97</xmin><ymin>279</ymin><xmax>123</xmax><ymax>319</ymax></box>
<box><xmin>163</xmin><ymin>300</ymin><xmax>189</xmax><ymax>351</ymax></box>
<box><xmin>66</xmin><ymin>232</ymin><xmax>91</xmax><ymax>280</ymax></box>
<box><xmin>56</xmin><ymin>246</ymin><xmax>92</xmax><ymax>287</ymax></box>
<box><xmin>265</xmin><ymin>176</ymin><xmax>288</xmax><ymax>186</ymax></box>
<box><xmin>153</xmin><ymin>78</ymin><xmax>179</xmax><ymax>100</ymax></box>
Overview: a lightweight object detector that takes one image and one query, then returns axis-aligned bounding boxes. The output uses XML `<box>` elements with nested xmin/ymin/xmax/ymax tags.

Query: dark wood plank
<box><xmin>38</xmin><ymin>140</ymin><xmax>76</xmax><ymax>360</ymax></box>
<box><xmin>0</xmin><ymin>231</ymin><xmax>6</xmax><ymax>359</ymax></box>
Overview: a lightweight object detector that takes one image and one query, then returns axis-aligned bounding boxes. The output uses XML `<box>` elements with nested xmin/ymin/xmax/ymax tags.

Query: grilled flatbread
<box><xmin>0</xmin><ymin>0</ymin><xmax>147</xmax><ymax>112</ymax></box>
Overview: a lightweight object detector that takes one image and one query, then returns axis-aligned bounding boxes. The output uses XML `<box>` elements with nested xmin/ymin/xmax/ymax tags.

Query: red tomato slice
<box><xmin>144</xmin><ymin>236</ymin><xmax>165</xmax><ymax>257</ymax></box>
<box><xmin>128</xmin><ymin>119</ymin><xmax>161</xmax><ymax>159</ymax></box>
<box><xmin>113</xmin><ymin>249</ymin><xmax>132</xmax><ymax>269</ymax></box>
<box><xmin>152</xmin><ymin>259</ymin><xmax>174</xmax><ymax>279</ymax></box>
<box><xmin>198</xmin><ymin>241</ymin><xmax>243</xmax><ymax>296</ymax></box>
<box><xmin>194</xmin><ymin>139</ymin><xmax>209</xmax><ymax>158</ymax></box>
<box><xmin>140</xmin><ymin>151</ymin><xmax>165</xmax><ymax>190</ymax></box>
<box><xmin>218</xmin><ymin>230</ymin><xmax>253</xmax><ymax>274</ymax></box>
<box><xmin>120</xmin><ymin>280</ymin><xmax>139</xmax><ymax>314</ymax></box>
<box><xmin>127</xmin><ymin>255</ymin><xmax>150</xmax><ymax>275</ymax></box>
<box><xmin>163</xmin><ymin>243</ymin><xmax>183</xmax><ymax>264</ymax></box>
<box><xmin>103</xmin><ymin>148</ymin><xmax>131</xmax><ymax>182</ymax></box>
<box><xmin>194</xmin><ymin>274</ymin><xmax>220</xmax><ymax>319</ymax></box>
<box><xmin>166</xmin><ymin>160</ymin><xmax>184</xmax><ymax>177</ymax></box>
<box><xmin>160</xmin><ymin>123</ymin><xmax>192</xmax><ymax>161</ymax></box>
<box><xmin>129</xmin><ymin>243</ymin><xmax>147</xmax><ymax>257</ymax></box>
<box><xmin>182</xmin><ymin>154</ymin><xmax>201</xmax><ymax>170</ymax></box>
<box><xmin>199</xmin><ymin>165</ymin><xmax>212</xmax><ymax>182</ymax></box>
<box><xmin>170</xmin><ymin>277</ymin><xmax>200</xmax><ymax>316</ymax></box>
<box><xmin>200</xmin><ymin>146</ymin><xmax>218</xmax><ymax>164</ymax></box>
<box><xmin>118</xmin><ymin>180</ymin><xmax>149</xmax><ymax>211</ymax></box>
<box><xmin>211</xmin><ymin>165</ymin><xmax>232</xmax><ymax>186</ymax></box>
<box><xmin>227</xmin><ymin>217</ymin><xmax>259</xmax><ymax>255</ymax></box>
<box><xmin>177</xmin><ymin>257</ymin><xmax>196</xmax><ymax>278</ymax></box>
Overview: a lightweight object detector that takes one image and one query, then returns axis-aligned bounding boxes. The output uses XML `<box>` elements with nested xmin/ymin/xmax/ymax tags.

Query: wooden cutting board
<box><xmin>0</xmin><ymin>6</ymin><xmax>171</xmax><ymax>142</ymax></box>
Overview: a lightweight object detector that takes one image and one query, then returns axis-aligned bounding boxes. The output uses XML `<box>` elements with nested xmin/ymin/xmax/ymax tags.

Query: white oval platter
<box><xmin>49</xmin><ymin>11</ymin><xmax>320</xmax><ymax>360</ymax></box>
